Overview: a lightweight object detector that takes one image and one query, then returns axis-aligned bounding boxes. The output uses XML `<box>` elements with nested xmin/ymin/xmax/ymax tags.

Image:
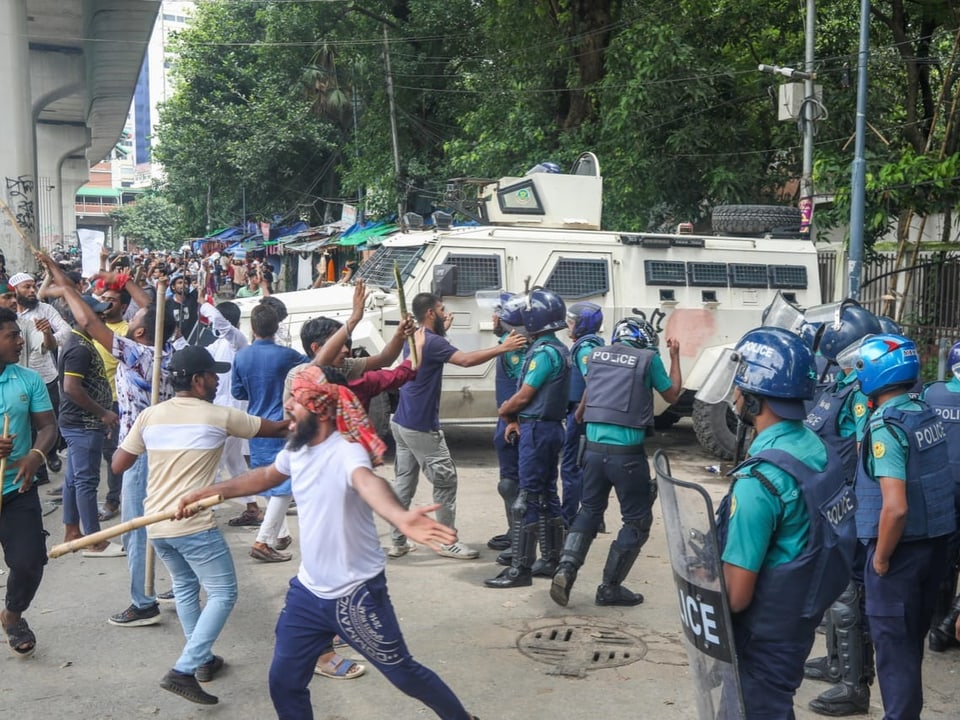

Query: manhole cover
<box><xmin>517</xmin><ymin>623</ymin><xmax>647</xmax><ymax>675</ymax></box>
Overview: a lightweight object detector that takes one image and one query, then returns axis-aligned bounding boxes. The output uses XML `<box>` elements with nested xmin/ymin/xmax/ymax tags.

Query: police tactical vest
<box><xmin>495</xmin><ymin>343</ymin><xmax>522</xmax><ymax>406</ymax></box>
<box><xmin>804</xmin><ymin>379</ymin><xmax>860</xmax><ymax>483</ymax></box>
<box><xmin>805</xmin><ymin>355</ymin><xmax>840</xmax><ymax>414</ymax></box>
<box><xmin>568</xmin><ymin>334</ymin><xmax>604</xmax><ymax>403</ymax></box>
<box><xmin>921</xmin><ymin>382</ymin><xmax>960</xmax><ymax>488</ymax></box>
<box><xmin>582</xmin><ymin>345</ymin><xmax>655</xmax><ymax>429</ymax></box>
<box><xmin>519</xmin><ymin>338</ymin><xmax>571</xmax><ymax>421</ymax></box>
<box><xmin>854</xmin><ymin>403</ymin><xmax>957</xmax><ymax>541</ymax></box>
<box><xmin>717</xmin><ymin>447</ymin><xmax>856</xmax><ymax>641</ymax></box>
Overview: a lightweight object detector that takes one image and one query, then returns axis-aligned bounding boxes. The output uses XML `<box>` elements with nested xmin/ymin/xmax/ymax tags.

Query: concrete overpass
<box><xmin>0</xmin><ymin>0</ymin><xmax>159</xmax><ymax>273</ymax></box>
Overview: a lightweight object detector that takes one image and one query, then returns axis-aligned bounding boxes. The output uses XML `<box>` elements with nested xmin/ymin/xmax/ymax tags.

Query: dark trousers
<box><xmin>102</xmin><ymin>402</ymin><xmax>122</xmax><ymax>508</ymax></box>
<box><xmin>560</xmin><ymin>407</ymin><xmax>584</xmax><ymax>526</ymax></box>
<box><xmin>517</xmin><ymin>420</ymin><xmax>563</xmax><ymax>522</ymax></box>
<box><xmin>571</xmin><ymin>445</ymin><xmax>653</xmax><ymax>548</ymax></box>
<box><xmin>0</xmin><ymin>487</ymin><xmax>48</xmax><ymax>614</ymax></box>
<box><xmin>493</xmin><ymin>417</ymin><xmax>518</xmax><ymax>481</ymax></box>
<box><xmin>865</xmin><ymin>538</ymin><xmax>948</xmax><ymax>720</ymax></box>
<box><xmin>44</xmin><ymin>380</ymin><xmax>63</xmax><ymax>455</ymax></box>
<box><xmin>269</xmin><ymin>574</ymin><xmax>471</xmax><ymax>720</ymax></box>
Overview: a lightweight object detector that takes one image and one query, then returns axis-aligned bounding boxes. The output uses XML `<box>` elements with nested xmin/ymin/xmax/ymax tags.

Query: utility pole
<box><xmin>848</xmin><ymin>0</ymin><xmax>871</xmax><ymax>300</ymax></box>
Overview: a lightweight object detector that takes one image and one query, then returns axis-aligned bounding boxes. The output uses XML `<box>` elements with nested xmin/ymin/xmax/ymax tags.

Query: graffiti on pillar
<box><xmin>5</xmin><ymin>175</ymin><xmax>36</xmax><ymax>234</ymax></box>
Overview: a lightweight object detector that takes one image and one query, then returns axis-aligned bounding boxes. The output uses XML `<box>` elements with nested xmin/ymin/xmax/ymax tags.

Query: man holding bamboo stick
<box><xmin>0</xmin><ymin>306</ymin><xmax>58</xmax><ymax>658</ymax></box>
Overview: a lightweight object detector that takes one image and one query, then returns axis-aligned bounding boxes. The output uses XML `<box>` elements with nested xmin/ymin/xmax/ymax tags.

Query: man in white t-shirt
<box><xmin>113</xmin><ymin>346</ymin><xmax>288</xmax><ymax>706</ymax></box>
<box><xmin>177</xmin><ymin>365</ymin><xmax>479</xmax><ymax>720</ymax></box>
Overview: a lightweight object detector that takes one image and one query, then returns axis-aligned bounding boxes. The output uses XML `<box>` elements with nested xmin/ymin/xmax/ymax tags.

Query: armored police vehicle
<box><xmin>236</xmin><ymin>153</ymin><xmax>821</xmax><ymax>459</ymax></box>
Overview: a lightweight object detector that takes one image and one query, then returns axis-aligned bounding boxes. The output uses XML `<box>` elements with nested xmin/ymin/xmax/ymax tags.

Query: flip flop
<box><xmin>4</xmin><ymin>617</ymin><xmax>36</xmax><ymax>658</ymax></box>
<box><xmin>81</xmin><ymin>543</ymin><xmax>126</xmax><ymax>558</ymax></box>
<box><xmin>314</xmin><ymin>654</ymin><xmax>366</xmax><ymax>680</ymax></box>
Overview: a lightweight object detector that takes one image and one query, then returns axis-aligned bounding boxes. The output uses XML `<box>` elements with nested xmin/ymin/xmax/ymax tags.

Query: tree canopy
<box><xmin>153</xmin><ymin>0</ymin><xmax>960</xmax><ymax>243</ymax></box>
<box><xmin>109</xmin><ymin>193</ymin><xmax>182</xmax><ymax>251</ymax></box>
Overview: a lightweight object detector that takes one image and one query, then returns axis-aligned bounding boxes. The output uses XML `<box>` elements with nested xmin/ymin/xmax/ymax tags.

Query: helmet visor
<box><xmin>763</xmin><ymin>293</ymin><xmax>806</xmax><ymax>333</ymax></box>
<box><xmin>835</xmin><ymin>338</ymin><xmax>868</xmax><ymax>371</ymax></box>
<box><xmin>475</xmin><ymin>290</ymin><xmax>503</xmax><ymax>311</ymax></box>
<box><xmin>952</xmin><ymin>361</ymin><xmax>960</xmax><ymax>382</ymax></box>
<box><xmin>695</xmin><ymin>348</ymin><xmax>740</xmax><ymax>405</ymax></box>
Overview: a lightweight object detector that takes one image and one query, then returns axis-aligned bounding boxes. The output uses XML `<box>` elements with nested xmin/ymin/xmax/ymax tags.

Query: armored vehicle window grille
<box><xmin>729</xmin><ymin>263</ymin><xmax>769</xmax><ymax>288</ymax></box>
<box><xmin>644</xmin><ymin>260</ymin><xmax>686</xmax><ymax>286</ymax></box>
<box><xmin>443</xmin><ymin>254</ymin><xmax>502</xmax><ymax>296</ymax></box>
<box><xmin>768</xmin><ymin>265</ymin><xmax>808</xmax><ymax>289</ymax></box>
<box><xmin>353</xmin><ymin>245</ymin><xmax>424</xmax><ymax>289</ymax></box>
<box><xmin>545</xmin><ymin>258</ymin><xmax>609</xmax><ymax>298</ymax></box>
<box><xmin>688</xmin><ymin>262</ymin><xmax>729</xmax><ymax>287</ymax></box>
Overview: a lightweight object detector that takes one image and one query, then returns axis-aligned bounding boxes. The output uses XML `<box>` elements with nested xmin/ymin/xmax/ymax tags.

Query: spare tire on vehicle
<box><xmin>712</xmin><ymin>205</ymin><xmax>802</xmax><ymax>235</ymax></box>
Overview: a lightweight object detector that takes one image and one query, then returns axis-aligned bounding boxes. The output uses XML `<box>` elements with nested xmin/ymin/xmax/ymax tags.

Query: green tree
<box><xmin>110</xmin><ymin>194</ymin><xmax>182</xmax><ymax>251</ymax></box>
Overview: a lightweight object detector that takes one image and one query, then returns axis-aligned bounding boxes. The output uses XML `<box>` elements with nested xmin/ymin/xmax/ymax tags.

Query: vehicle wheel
<box><xmin>691</xmin><ymin>399</ymin><xmax>740</xmax><ymax>460</ymax></box>
<box><xmin>653</xmin><ymin>410</ymin><xmax>681</xmax><ymax>430</ymax></box>
<box><xmin>367</xmin><ymin>392</ymin><xmax>392</xmax><ymax>441</ymax></box>
<box><xmin>712</xmin><ymin>205</ymin><xmax>802</xmax><ymax>235</ymax></box>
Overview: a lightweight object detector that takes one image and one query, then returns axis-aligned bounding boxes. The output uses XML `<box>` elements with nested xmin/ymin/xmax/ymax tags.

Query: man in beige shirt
<box><xmin>112</xmin><ymin>345</ymin><xmax>287</xmax><ymax>706</ymax></box>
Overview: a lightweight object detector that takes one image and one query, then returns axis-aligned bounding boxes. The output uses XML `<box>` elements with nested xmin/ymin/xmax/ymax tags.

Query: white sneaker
<box><xmin>386</xmin><ymin>542</ymin><xmax>416</xmax><ymax>558</ymax></box>
<box><xmin>438</xmin><ymin>542</ymin><xmax>479</xmax><ymax>560</ymax></box>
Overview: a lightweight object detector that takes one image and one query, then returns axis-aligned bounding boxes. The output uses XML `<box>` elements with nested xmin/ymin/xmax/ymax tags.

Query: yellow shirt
<box><xmin>94</xmin><ymin>319</ymin><xmax>128</xmax><ymax>401</ymax></box>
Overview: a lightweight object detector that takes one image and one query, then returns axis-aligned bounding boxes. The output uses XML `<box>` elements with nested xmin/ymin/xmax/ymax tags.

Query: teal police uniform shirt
<box><xmin>499</xmin><ymin>332</ymin><xmax>524</xmax><ymax>382</ymax></box>
<box><xmin>518</xmin><ymin>333</ymin><xmax>564</xmax><ymax>419</ymax></box>
<box><xmin>865</xmin><ymin>394</ymin><xmax>918</xmax><ymax>481</ymax></box>
<box><xmin>573</xmin><ymin>340</ymin><xmax>594</xmax><ymax>382</ymax></box>
<box><xmin>836</xmin><ymin>370</ymin><xmax>871</xmax><ymax>440</ymax></box>
<box><xmin>0</xmin><ymin>363</ymin><xmax>53</xmax><ymax>495</ymax></box>
<box><xmin>585</xmin><ymin>352</ymin><xmax>672</xmax><ymax>445</ymax></box>
<box><xmin>722</xmin><ymin>420</ymin><xmax>826</xmax><ymax>572</ymax></box>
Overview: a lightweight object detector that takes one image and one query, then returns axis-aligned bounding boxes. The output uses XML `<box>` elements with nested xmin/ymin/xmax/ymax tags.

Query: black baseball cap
<box><xmin>169</xmin><ymin>346</ymin><xmax>231</xmax><ymax>377</ymax></box>
<box><xmin>81</xmin><ymin>293</ymin><xmax>111</xmax><ymax>314</ymax></box>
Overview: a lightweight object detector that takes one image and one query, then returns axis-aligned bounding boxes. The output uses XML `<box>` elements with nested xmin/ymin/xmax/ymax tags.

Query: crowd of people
<box><xmin>1</xmin><ymin>242</ymin><xmax>959</xmax><ymax>719</ymax></box>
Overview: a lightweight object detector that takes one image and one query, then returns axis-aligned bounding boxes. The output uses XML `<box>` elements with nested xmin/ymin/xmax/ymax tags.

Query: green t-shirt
<box><xmin>721</xmin><ymin>420</ymin><xmax>826</xmax><ymax>572</ymax></box>
<box><xmin>864</xmin><ymin>393</ymin><xmax>920</xmax><ymax>481</ymax></box>
<box><xmin>235</xmin><ymin>285</ymin><xmax>262</xmax><ymax>298</ymax></box>
<box><xmin>499</xmin><ymin>332</ymin><xmax>524</xmax><ymax>381</ymax></box>
<box><xmin>0</xmin><ymin>364</ymin><xmax>53</xmax><ymax>494</ymax></box>
<box><xmin>586</xmin><ymin>352</ymin><xmax>672</xmax><ymax>445</ymax></box>
<box><xmin>834</xmin><ymin>370</ymin><xmax>870</xmax><ymax>440</ymax></box>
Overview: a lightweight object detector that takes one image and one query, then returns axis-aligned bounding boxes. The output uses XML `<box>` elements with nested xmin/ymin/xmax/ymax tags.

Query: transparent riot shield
<box><xmin>654</xmin><ymin>449</ymin><xmax>745</xmax><ymax>720</ymax></box>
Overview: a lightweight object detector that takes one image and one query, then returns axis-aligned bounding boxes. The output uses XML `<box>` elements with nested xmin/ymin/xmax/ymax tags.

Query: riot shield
<box><xmin>654</xmin><ymin>449</ymin><xmax>745</xmax><ymax>720</ymax></box>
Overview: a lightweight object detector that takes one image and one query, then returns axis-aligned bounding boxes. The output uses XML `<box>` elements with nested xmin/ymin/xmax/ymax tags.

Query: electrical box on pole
<box><xmin>777</xmin><ymin>82</ymin><xmax>823</xmax><ymax>121</ymax></box>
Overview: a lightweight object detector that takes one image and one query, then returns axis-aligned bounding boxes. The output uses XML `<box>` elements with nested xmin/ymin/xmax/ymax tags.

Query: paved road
<box><xmin>2</xmin><ymin>421</ymin><xmax>958</xmax><ymax>719</ymax></box>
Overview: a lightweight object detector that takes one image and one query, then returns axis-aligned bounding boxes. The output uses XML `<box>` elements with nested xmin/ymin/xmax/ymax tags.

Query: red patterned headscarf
<box><xmin>291</xmin><ymin>365</ymin><xmax>386</xmax><ymax>466</ymax></box>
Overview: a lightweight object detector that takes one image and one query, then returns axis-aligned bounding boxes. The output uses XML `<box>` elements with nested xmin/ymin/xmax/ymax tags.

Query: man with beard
<box><xmin>112</xmin><ymin>345</ymin><xmax>288</xmax><ymax>705</ymax></box>
<box><xmin>387</xmin><ymin>292</ymin><xmax>526</xmax><ymax>560</ymax></box>
<box><xmin>176</xmin><ymin>366</ymin><xmax>480</xmax><ymax>720</ymax></box>
<box><xmin>11</xmin><ymin>271</ymin><xmax>70</xmax><ymax>479</ymax></box>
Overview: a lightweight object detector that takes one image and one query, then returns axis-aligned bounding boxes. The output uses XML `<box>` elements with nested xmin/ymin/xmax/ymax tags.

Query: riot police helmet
<box><xmin>876</xmin><ymin>315</ymin><xmax>901</xmax><ymax>334</ymax></box>
<box><xmin>817</xmin><ymin>302</ymin><xmax>882</xmax><ymax>363</ymax></box>
<box><xmin>495</xmin><ymin>292</ymin><xmax>524</xmax><ymax>328</ymax></box>
<box><xmin>566</xmin><ymin>301</ymin><xmax>603</xmax><ymax>339</ymax></box>
<box><xmin>733</xmin><ymin>327</ymin><xmax>817</xmax><ymax>419</ymax></box>
<box><xmin>948</xmin><ymin>339</ymin><xmax>960</xmax><ymax>381</ymax></box>
<box><xmin>520</xmin><ymin>288</ymin><xmax>566</xmax><ymax>335</ymax></box>
<box><xmin>854</xmin><ymin>334</ymin><xmax>920</xmax><ymax>396</ymax></box>
<box><xmin>611</xmin><ymin>317</ymin><xmax>658</xmax><ymax>349</ymax></box>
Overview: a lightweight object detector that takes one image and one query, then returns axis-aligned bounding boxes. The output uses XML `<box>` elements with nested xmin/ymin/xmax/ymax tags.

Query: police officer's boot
<box><xmin>489</xmin><ymin>476</ymin><xmax>518</xmax><ymax>552</ymax></box>
<box><xmin>550</xmin><ymin>531</ymin><xmax>593</xmax><ymax>606</ymax></box>
<box><xmin>805</xmin><ymin>606</ymin><xmax>841</xmax><ymax>683</ymax></box>
<box><xmin>928</xmin><ymin>594</ymin><xmax>960</xmax><ymax>652</ymax></box>
<box><xmin>809</xmin><ymin>583</ymin><xmax>871</xmax><ymax>716</ymax></box>
<box><xmin>595</xmin><ymin>541</ymin><xmax>643</xmax><ymax>606</ymax></box>
<box><xmin>484</xmin><ymin>522</ymin><xmax>536</xmax><ymax>588</ymax></box>
<box><xmin>531</xmin><ymin>515</ymin><xmax>565</xmax><ymax>577</ymax></box>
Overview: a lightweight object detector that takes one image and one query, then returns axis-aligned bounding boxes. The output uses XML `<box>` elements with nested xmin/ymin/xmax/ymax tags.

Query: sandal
<box><xmin>4</xmin><ymin>617</ymin><xmax>36</xmax><ymax>658</ymax></box>
<box><xmin>228</xmin><ymin>508</ymin><xmax>263</xmax><ymax>526</ymax></box>
<box><xmin>98</xmin><ymin>503</ymin><xmax>120</xmax><ymax>522</ymax></box>
<box><xmin>314</xmin><ymin>654</ymin><xmax>366</xmax><ymax>680</ymax></box>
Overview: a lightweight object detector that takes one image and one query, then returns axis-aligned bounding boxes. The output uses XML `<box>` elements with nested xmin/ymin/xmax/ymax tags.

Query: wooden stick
<box><xmin>49</xmin><ymin>494</ymin><xmax>223</xmax><ymax>559</ymax></box>
<box><xmin>393</xmin><ymin>262</ymin><xmax>418</xmax><ymax>368</ymax></box>
<box><xmin>144</xmin><ymin>279</ymin><xmax>168</xmax><ymax>595</ymax></box>
<box><xmin>0</xmin><ymin>414</ymin><xmax>9</xmax><ymax>515</ymax></box>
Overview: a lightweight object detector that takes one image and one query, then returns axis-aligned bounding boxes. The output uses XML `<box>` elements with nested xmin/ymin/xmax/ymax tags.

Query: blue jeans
<box><xmin>152</xmin><ymin>528</ymin><xmax>238</xmax><ymax>675</ymax></box>
<box><xmin>121</xmin><ymin>454</ymin><xmax>154</xmax><ymax>609</ymax></box>
<box><xmin>270</xmin><ymin>574</ymin><xmax>471</xmax><ymax>720</ymax></box>
<box><xmin>60</xmin><ymin>426</ymin><xmax>105</xmax><ymax>535</ymax></box>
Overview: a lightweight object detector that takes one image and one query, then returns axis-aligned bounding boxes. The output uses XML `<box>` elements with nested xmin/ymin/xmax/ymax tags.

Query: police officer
<box><xmin>549</xmin><ymin>318</ymin><xmax>681</xmax><ymax>607</ymax></box>
<box><xmin>560</xmin><ymin>302</ymin><xmax>604</xmax><ymax>527</ymax></box>
<box><xmin>920</xmin><ymin>339</ymin><xmax>960</xmax><ymax>653</ymax></box>
<box><xmin>854</xmin><ymin>333</ymin><xmax>957</xmax><ymax>719</ymax></box>
<box><xmin>487</xmin><ymin>293</ymin><xmax>527</xmax><ymax>554</ymax></box>
<box><xmin>485</xmin><ymin>288</ymin><xmax>570</xmax><ymax>589</ymax></box>
<box><xmin>702</xmin><ymin>327</ymin><xmax>855</xmax><ymax>719</ymax></box>
<box><xmin>802</xmin><ymin>304</ymin><xmax>881</xmax><ymax>716</ymax></box>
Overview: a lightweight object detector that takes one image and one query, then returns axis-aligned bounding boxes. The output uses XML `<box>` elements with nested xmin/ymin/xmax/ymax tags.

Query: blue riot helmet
<box><xmin>876</xmin><ymin>315</ymin><xmax>901</xmax><ymax>334</ymax></box>
<box><xmin>948</xmin><ymin>340</ymin><xmax>960</xmax><ymax>381</ymax></box>
<box><xmin>611</xmin><ymin>317</ymin><xmax>658</xmax><ymax>349</ymax></box>
<box><xmin>566</xmin><ymin>301</ymin><xmax>603</xmax><ymax>339</ymax></box>
<box><xmin>854</xmin><ymin>334</ymin><xmax>920</xmax><ymax>396</ymax></box>
<box><xmin>520</xmin><ymin>288</ymin><xmax>566</xmax><ymax>335</ymax></box>
<box><xmin>735</xmin><ymin>327</ymin><xmax>817</xmax><ymax>419</ymax></box>
<box><xmin>495</xmin><ymin>292</ymin><xmax>524</xmax><ymax>328</ymax></box>
<box><xmin>799</xmin><ymin>321</ymin><xmax>823</xmax><ymax>350</ymax></box>
<box><xmin>816</xmin><ymin>302</ymin><xmax>882</xmax><ymax>363</ymax></box>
